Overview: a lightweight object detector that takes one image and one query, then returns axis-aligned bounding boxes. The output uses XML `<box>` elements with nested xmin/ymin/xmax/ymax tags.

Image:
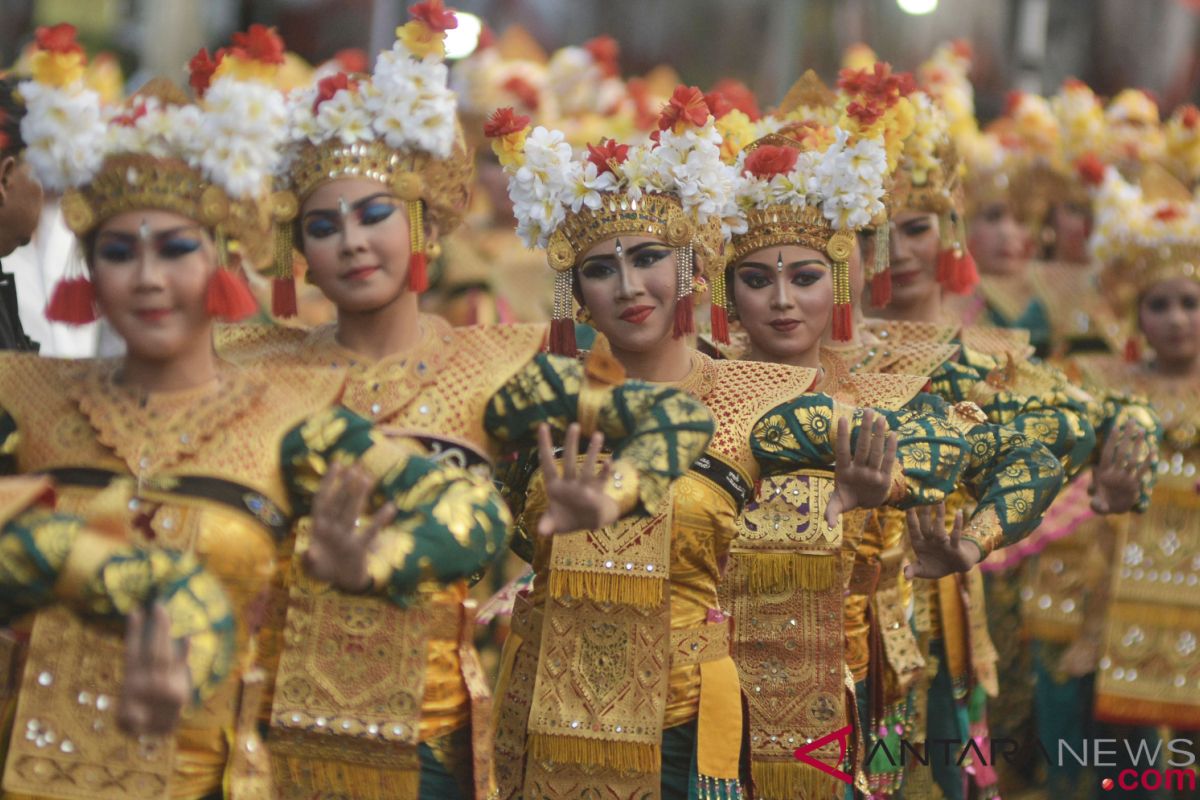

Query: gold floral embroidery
<box><xmin>299</xmin><ymin>409</ymin><xmax>349</xmax><ymax>454</ymax></box>
<box><xmin>756</xmin><ymin>415</ymin><xmax>803</xmax><ymax>454</ymax></box>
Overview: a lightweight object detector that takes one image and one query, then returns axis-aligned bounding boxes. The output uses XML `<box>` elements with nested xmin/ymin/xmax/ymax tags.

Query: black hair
<box><xmin>0</xmin><ymin>77</ymin><xmax>26</xmax><ymax>160</ymax></box>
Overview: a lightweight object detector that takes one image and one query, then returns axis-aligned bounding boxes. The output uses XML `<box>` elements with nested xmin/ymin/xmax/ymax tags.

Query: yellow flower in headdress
<box><xmin>28</xmin><ymin>24</ymin><xmax>86</xmax><ymax>88</ymax></box>
<box><xmin>396</xmin><ymin>0</ymin><xmax>458</xmax><ymax>60</ymax></box>
<box><xmin>715</xmin><ymin>109</ymin><xmax>756</xmax><ymax>164</ymax></box>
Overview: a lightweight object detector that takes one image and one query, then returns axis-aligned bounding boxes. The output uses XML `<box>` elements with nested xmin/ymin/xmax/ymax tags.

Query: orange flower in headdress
<box><xmin>584</xmin><ymin>35</ymin><xmax>620</xmax><ymax>78</ymax></box>
<box><xmin>313</xmin><ymin>73</ymin><xmax>358</xmax><ymax>113</ymax></box>
<box><xmin>188</xmin><ymin>48</ymin><xmax>225</xmax><ymax>97</ymax></box>
<box><xmin>30</xmin><ymin>23</ymin><xmax>86</xmax><ymax>87</ymax></box>
<box><xmin>586</xmin><ymin>138</ymin><xmax>630</xmax><ymax>176</ymax></box>
<box><xmin>709</xmin><ymin>78</ymin><xmax>760</xmax><ymax>121</ymax></box>
<box><xmin>743</xmin><ymin>144</ymin><xmax>799</xmax><ymax>179</ymax></box>
<box><xmin>410</xmin><ymin>0</ymin><xmax>459</xmax><ymax>32</ymax></box>
<box><xmin>230</xmin><ymin>24</ymin><xmax>285</xmax><ymax>65</ymax></box>
<box><xmin>397</xmin><ymin>0</ymin><xmax>457</xmax><ymax>59</ymax></box>
<box><xmin>1076</xmin><ymin>153</ymin><xmax>1107</xmax><ymax>187</ymax></box>
<box><xmin>485</xmin><ymin>107</ymin><xmax>531</xmax><ymax>167</ymax></box>
<box><xmin>658</xmin><ymin>85</ymin><xmax>710</xmax><ymax>133</ymax></box>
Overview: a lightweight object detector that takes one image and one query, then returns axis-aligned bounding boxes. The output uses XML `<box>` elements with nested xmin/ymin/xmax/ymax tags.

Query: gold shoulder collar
<box><xmin>216</xmin><ymin>323</ymin><xmax>311</xmax><ymax>366</ymax></box>
<box><xmin>960</xmin><ymin>325</ymin><xmax>1034</xmax><ymax>359</ymax></box>
<box><xmin>863</xmin><ymin>318</ymin><xmax>959</xmax><ymax>348</ymax></box>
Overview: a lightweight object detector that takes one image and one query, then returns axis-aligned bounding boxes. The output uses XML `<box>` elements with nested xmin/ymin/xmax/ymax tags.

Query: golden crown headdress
<box><xmin>487</xmin><ymin>85</ymin><xmax>736</xmax><ymax>356</ymax></box>
<box><xmin>271</xmin><ymin>0</ymin><xmax>474</xmax><ymax>315</ymax></box>
<box><xmin>20</xmin><ymin>23</ymin><xmax>291</xmax><ymax>324</ymax></box>
<box><xmin>1091</xmin><ymin>164</ymin><xmax>1200</xmax><ymax>331</ymax></box>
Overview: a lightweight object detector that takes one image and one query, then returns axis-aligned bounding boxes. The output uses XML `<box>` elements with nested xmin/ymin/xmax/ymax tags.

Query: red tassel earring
<box><xmin>407</xmin><ymin>201</ymin><xmax>429</xmax><ymax>293</ymax></box>
<box><xmin>672</xmin><ymin>244</ymin><xmax>696</xmax><ymax>338</ymax></box>
<box><xmin>548</xmin><ymin>270</ymin><xmax>577</xmax><ymax>357</ymax></box>
<box><xmin>710</xmin><ymin>267</ymin><xmax>730</xmax><ymax>345</ymax></box>
<box><xmin>204</xmin><ymin>230</ymin><xmax>259</xmax><ymax>322</ymax></box>
<box><xmin>1123</xmin><ymin>336</ymin><xmax>1141</xmax><ymax>363</ymax></box>
<box><xmin>271</xmin><ymin>221</ymin><xmax>298</xmax><ymax>318</ymax></box>
<box><xmin>869</xmin><ymin>224</ymin><xmax>892</xmax><ymax>308</ymax></box>
<box><xmin>831</xmin><ymin>252</ymin><xmax>853</xmax><ymax>342</ymax></box>
<box><xmin>45</xmin><ymin>275</ymin><xmax>98</xmax><ymax>324</ymax></box>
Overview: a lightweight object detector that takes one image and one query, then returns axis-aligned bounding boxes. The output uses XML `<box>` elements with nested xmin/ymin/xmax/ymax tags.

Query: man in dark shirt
<box><xmin>0</xmin><ymin>76</ymin><xmax>41</xmax><ymax>351</ymax></box>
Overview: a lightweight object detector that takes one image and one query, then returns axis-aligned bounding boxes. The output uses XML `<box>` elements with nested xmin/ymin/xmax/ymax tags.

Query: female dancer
<box><xmin>1</xmin><ymin>24</ymin><xmax>514</xmax><ymax>800</ymax></box>
<box><xmin>217</xmin><ymin>8</ymin><xmax>715</xmax><ymax>798</ymax></box>
<box><xmin>482</xmin><ymin>87</ymin><xmax>1035</xmax><ymax>799</ymax></box>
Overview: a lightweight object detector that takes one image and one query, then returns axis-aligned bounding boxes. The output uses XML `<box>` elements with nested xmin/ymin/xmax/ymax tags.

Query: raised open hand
<box><xmin>1090</xmin><ymin>420</ymin><xmax>1151</xmax><ymax>515</ymax></box>
<box><xmin>825</xmin><ymin>409</ymin><xmax>900</xmax><ymax>528</ymax></box>
<box><xmin>305</xmin><ymin>463</ymin><xmax>396</xmax><ymax>592</ymax></box>
<box><xmin>117</xmin><ymin>603</ymin><xmax>191</xmax><ymax>737</ymax></box>
<box><xmin>903</xmin><ymin>503</ymin><xmax>978</xmax><ymax>580</ymax></box>
<box><xmin>536</xmin><ymin>423</ymin><xmax>620</xmax><ymax>536</ymax></box>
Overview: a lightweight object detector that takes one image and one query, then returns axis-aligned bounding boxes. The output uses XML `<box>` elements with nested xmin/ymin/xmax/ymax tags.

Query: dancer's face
<box><xmin>91</xmin><ymin>209</ymin><xmax>217</xmax><ymax>361</ymax></box>
<box><xmin>969</xmin><ymin>200</ymin><xmax>1031</xmax><ymax>276</ymax></box>
<box><xmin>887</xmin><ymin>210</ymin><xmax>941</xmax><ymax>311</ymax></box>
<box><xmin>731</xmin><ymin>243</ymin><xmax>832</xmax><ymax>362</ymax></box>
<box><xmin>1139</xmin><ymin>277</ymin><xmax>1200</xmax><ymax>367</ymax></box>
<box><xmin>576</xmin><ymin>235</ymin><xmax>681</xmax><ymax>354</ymax></box>
<box><xmin>300</xmin><ymin>177</ymin><xmax>414</xmax><ymax>313</ymax></box>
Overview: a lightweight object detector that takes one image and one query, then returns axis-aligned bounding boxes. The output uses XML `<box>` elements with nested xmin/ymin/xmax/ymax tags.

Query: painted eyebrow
<box><xmin>736</xmin><ymin>259</ymin><xmax>830</xmax><ymax>271</ymax></box>
<box><xmin>302</xmin><ymin>192</ymin><xmax>396</xmax><ymax>221</ymax></box>
<box><xmin>95</xmin><ymin>225</ymin><xmax>203</xmax><ymax>243</ymax></box>
<box><xmin>579</xmin><ymin>241</ymin><xmax>671</xmax><ymax>267</ymax></box>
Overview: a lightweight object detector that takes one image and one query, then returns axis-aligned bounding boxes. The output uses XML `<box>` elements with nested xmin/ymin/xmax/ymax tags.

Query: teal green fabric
<box><xmin>417</xmin><ymin>728</ymin><xmax>473</xmax><ymax>800</ymax></box>
<box><xmin>661</xmin><ymin>720</ymin><xmax>744</xmax><ymax>800</ymax></box>
<box><xmin>987</xmin><ymin>296</ymin><xmax>1052</xmax><ymax>359</ymax></box>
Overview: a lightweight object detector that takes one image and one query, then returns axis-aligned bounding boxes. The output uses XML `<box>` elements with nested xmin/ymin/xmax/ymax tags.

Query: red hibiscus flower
<box><xmin>838</xmin><ymin>62</ymin><xmax>913</xmax><ymax>111</ymax></box>
<box><xmin>587</xmin><ymin>138</ymin><xmax>630</xmax><ymax>175</ymax></box>
<box><xmin>35</xmin><ymin>23</ymin><xmax>83</xmax><ymax>55</ymax></box>
<box><xmin>483</xmin><ymin>107</ymin><xmax>530</xmax><ymax>139</ymax></box>
<box><xmin>709</xmin><ymin>78</ymin><xmax>760</xmax><ymax>121</ymax></box>
<box><xmin>744</xmin><ymin>144</ymin><xmax>800</xmax><ymax>180</ymax></box>
<box><xmin>333</xmin><ymin>48</ymin><xmax>368</xmax><ymax>74</ymax></box>
<box><xmin>113</xmin><ymin>101</ymin><xmax>149</xmax><ymax>128</ymax></box>
<box><xmin>1155</xmin><ymin>205</ymin><xmax>1184</xmax><ymax>222</ymax></box>
<box><xmin>626</xmin><ymin>78</ymin><xmax>657</xmax><ymax>130</ymax></box>
<box><xmin>188</xmin><ymin>47</ymin><xmax>226</xmax><ymax>97</ymax></box>
<box><xmin>410</xmin><ymin>0</ymin><xmax>458</xmax><ymax>32</ymax></box>
<box><xmin>703</xmin><ymin>91</ymin><xmax>733</xmax><ymax>120</ymax></box>
<box><xmin>950</xmin><ymin>39</ymin><xmax>973</xmax><ymax>61</ymax></box>
<box><xmin>1063</xmin><ymin>77</ymin><xmax>1088</xmax><ymax>92</ymax></box>
<box><xmin>584</xmin><ymin>35</ymin><xmax>620</xmax><ymax>78</ymax></box>
<box><xmin>1004</xmin><ymin>90</ymin><xmax>1027</xmax><ymax>117</ymax></box>
<box><xmin>1179</xmin><ymin>104</ymin><xmax>1200</xmax><ymax>129</ymax></box>
<box><xmin>658</xmin><ymin>85</ymin><xmax>710</xmax><ymax>132</ymax></box>
<box><xmin>313</xmin><ymin>73</ymin><xmax>357</xmax><ymax>113</ymax></box>
<box><xmin>501</xmin><ymin>76</ymin><xmax>540</xmax><ymax>111</ymax></box>
<box><xmin>846</xmin><ymin>99</ymin><xmax>885</xmax><ymax>127</ymax></box>
<box><xmin>230</xmin><ymin>24</ymin><xmax>285</xmax><ymax>65</ymax></box>
<box><xmin>1075</xmin><ymin>153</ymin><xmax>1106</xmax><ymax>187</ymax></box>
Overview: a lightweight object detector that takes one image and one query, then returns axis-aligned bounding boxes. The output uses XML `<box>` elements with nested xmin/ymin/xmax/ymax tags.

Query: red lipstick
<box><xmin>619</xmin><ymin>305</ymin><xmax>654</xmax><ymax>324</ymax></box>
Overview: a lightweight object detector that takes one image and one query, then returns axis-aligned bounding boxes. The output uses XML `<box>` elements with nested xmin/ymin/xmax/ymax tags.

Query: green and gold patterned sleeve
<box><xmin>280</xmin><ymin>406</ymin><xmax>513</xmax><ymax>606</ymax></box>
<box><xmin>749</xmin><ymin>392</ymin><xmax>971</xmax><ymax>507</ymax></box>
<box><xmin>0</xmin><ymin>408</ymin><xmax>19</xmax><ymax>475</ymax></box>
<box><xmin>930</xmin><ymin>352</ymin><xmax>1097</xmax><ymax>477</ymax></box>
<box><xmin>900</xmin><ymin>394</ymin><xmax>1065</xmax><ymax>557</ymax></box>
<box><xmin>484</xmin><ymin>352</ymin><xmax>714</xmax><ymax>516</ymax></box>
<box><xmin>0</xmin><ymin>500</ymin><xmax>236</xmax><ymax>705</ymax></box>
<box><xmin>1089</xmin><ymin>390</ymin><xmax>1162</xmax><ymax>511</ymax></box>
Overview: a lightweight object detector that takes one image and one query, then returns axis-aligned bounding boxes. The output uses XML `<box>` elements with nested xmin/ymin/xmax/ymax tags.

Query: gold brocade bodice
<box><xmin>1072</xmin><ymin>357</ymin><xmax>1200</xmax><ymax>726</ymax></box>
<box><xmin>0</xmin><ymin>354</ymin><xmax>345</xmax><ymax>800</ymax></box>
<box><xmin>218</xmin><ymin>314</ymin><xmax>544</xmax><ymax>462</ymax></box>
